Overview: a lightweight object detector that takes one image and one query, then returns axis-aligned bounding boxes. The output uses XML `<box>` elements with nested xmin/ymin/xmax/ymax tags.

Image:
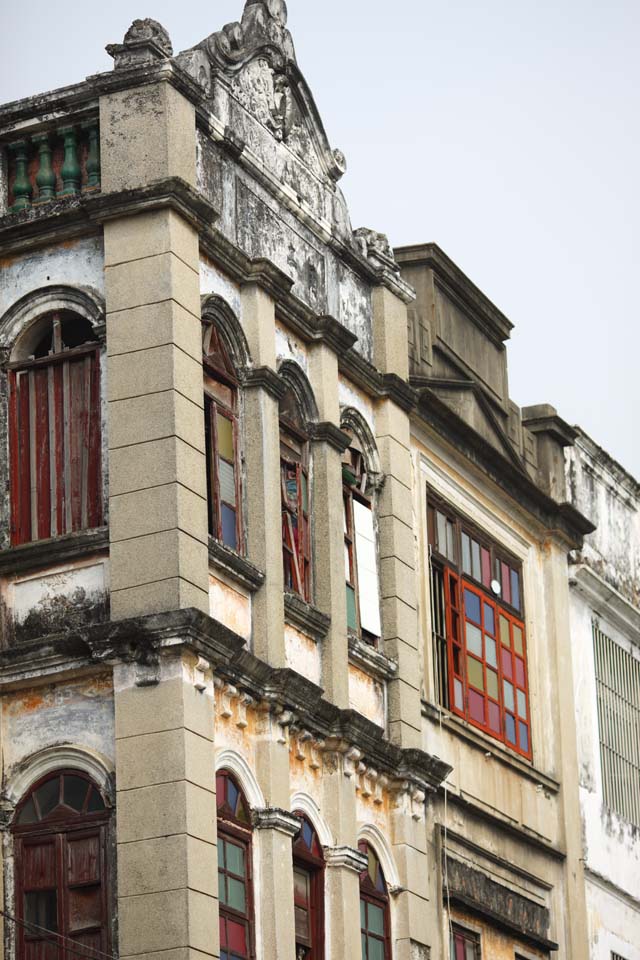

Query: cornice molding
<box><xmin>309</xmin><ymin>422</ymin><xmax>352</xmax><ymax>454</ymax></box>
<box><xmin>348</xmin><ymin>636</ymin><xmax>397</xmax><ymax>683</ymax></box>
<box><xmin>324</xmin><ymin>845</ymin><xmax>367</xmax><ymax>874</ymax></box>
<box><xmin>252</xmin><ymin>806</ymin><xmax>301</xmax><ymax>837</ymax></box>
<box><xmin>243</xmin><ymin>365</ymin><xmax>287</xmax><ymax>401</ymax></box>
<box><xmin>569</xmin><ymin>564</ymin><xmax>640</xmax><ymax>637</ymax></box>
<box><xmin>0</xmin><ymin>528</ymin><xmax>109</xmax><ymax>576</ymax></box>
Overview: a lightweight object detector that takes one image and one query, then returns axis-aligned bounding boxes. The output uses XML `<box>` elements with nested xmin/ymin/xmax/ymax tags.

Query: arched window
<box><xmin>216</xmin><ymin>771</ymin><xmax>254</xmax><ymax>960</ymax></box>
<box><xmin>342</xmin><ymin>433</ymin><xmax>381</xmax><ymax>643</ymax></box>
<box><xmin>292</xmin><ymin>814</ymin><xmax>324</xmax><ymax>960</ymax></box>
<box><xmin>280</xmin><ymin>388</ymin><xmax>311</xmax><ymax>600</ymax></box>
<box><xmin>203</xmin><ymin>324</ymin><xmax>242</xmax><ymax>552</ymax></box>
<box><xmin>359</xmin><ymin>842</ymin><xmax>391</xmax><ymax>960</ymax></box>
<box><xmin>8</xmin><ymin>311</ymin><xmax>102</xmax><ymax>545</ymax></box>
<box><xmin>13</xmin><ymin>770</ymin><xmax>110</xmax><ymax>960</ymax></box>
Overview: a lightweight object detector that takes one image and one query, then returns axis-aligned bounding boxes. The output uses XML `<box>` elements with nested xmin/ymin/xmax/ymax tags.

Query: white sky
<box><xmin>1</xmin><ymin>0</ymin><xmax>638</xmax><ymax>478</ymax></box>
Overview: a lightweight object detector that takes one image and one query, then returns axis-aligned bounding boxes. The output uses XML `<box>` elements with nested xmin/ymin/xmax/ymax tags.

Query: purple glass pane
<box><xmin>468</xmin><ymin>689</ymin><xmax>485</xmax><ymax>724</ymax></box>
<box><xmin>519</xmin><ymin>722</ymin><xmax>529</xmax><ymax>753</ymax></box>
<box><xmin>515</xmin><ymin>657</ymin><xmax>525</xmax><ymax>686</ymax></box>
<box><xmin>501</xmin><ymin>648</ymin><xmax>513</xmax><ymax>679</ymax></box>
<box><xmin>488</xmin><ymin>701</ymin><xmax>501</xmax><ymax>732</ymax></box>
<box><xmin>510</xmin><ymin>569</ymin><xmax>520</xmax><ymax>611</ymax></box>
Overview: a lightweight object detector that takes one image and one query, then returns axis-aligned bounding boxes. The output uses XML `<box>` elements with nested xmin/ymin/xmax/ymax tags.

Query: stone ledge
<box><xmin>208</xmin><ymin>538</ymin><xmax>265</xmax><ymax>594</ymax></box>
<box><xmin>0</xmin><ymin>527</ymin><xmax>109</xmax><ymax>577</ymax></box>
<box><xmin>252</xmin><ymin>807</ymin><xmax>301</xmax><ymax>837</ymax></box>
<box><xmin>348</xmin><ymin>635</ymin><xmax>397</xmax><ymax>683</ymax></box>
<box><xmin>284</xmin><ymin>592</ymin><xmax>330</xmax><ymax>642</ymax></box>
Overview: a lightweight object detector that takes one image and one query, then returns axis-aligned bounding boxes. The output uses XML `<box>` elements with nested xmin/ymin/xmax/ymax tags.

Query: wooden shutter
<box><xmin>9</xmin><ymin>349</ymin><xmax>102</xmax><ymax>545</ymax></box>
<box><xmin>353</xmin><ymin>500</ymin><xmax>381</xmax><ymax>637</ymax></box>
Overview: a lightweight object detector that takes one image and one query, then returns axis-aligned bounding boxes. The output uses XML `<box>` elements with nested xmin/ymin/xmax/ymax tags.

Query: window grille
<box><xmin>593</xmin><ymin>622</ymin><xmax>640</xmax><ymax>827</ymax></box>
<box><xmin>611</xmin><ymin>953</ymin><xmax>629</xmax><ymax>960</ymax></box>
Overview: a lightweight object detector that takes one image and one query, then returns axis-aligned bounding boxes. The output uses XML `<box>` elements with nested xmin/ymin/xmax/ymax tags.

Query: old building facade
<box><xmin>0</xmin><ymin>3</ymin><xmax>636</xmax><ymax>960</ymax></box>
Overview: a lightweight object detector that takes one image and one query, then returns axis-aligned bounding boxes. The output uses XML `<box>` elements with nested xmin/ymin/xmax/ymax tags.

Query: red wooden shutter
<box><xmin>9</xmin><ymin>349</ymin><xmax>102</xmax><ymax>546</ymax></box>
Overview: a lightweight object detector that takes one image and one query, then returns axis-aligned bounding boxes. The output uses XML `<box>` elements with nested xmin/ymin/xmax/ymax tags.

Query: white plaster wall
<box><xmin>199</xmin><ymin>257</ymin><xmax>242</xmax><ymax>318</ymax></box>
<box><xmin>9</xmin><ymin>561</ymin><xmax>107</xmax><ymax>624</ymax></box>
<box><xmin>338</xmin><ymin>376</ymin><xmax>374</xmax><ymax>431</ymax></box>
<box><xmin>275</xmin><ymin>320</ymin><xmax>307</xmax><ymax>371</ymax></box>
<box><xmin>586</xmin><ymin>879</ymin><xmax>640</xmax><ymax>960</ymax></box>
<box><xmin>0</xmin><ymin>237</ymin><xmax>104</xmax><ymax>318</ymax></box>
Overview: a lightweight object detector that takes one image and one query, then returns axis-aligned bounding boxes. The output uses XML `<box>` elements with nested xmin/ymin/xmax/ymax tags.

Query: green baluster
<box><xmin>82</xmin><ymin>120</ymin><xmax>100</xmax><ymax>191</ymax></box>
<box><xmin>58</xmin><ymin>125</ymin><xmax>80</xmax><ymax>196</ymax></box>
<box><xmin>9</xmin><ymin>140</ymin><xmax>32</xmax><ymax>212</ymax></box>
<box><xmin>33</xmin><ymin>133</ymin><xmax>55</xmax><ymax>202</ymax></box>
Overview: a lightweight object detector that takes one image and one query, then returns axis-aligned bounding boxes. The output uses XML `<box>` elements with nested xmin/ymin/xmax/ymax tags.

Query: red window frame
<box><xmin>280</xmin><ymin>420</ymin><xmax>311</xmax><ymax>602</ymax></box>
<box><xmin>203</xmin><ymin>323</ymin><xmax>243</xmax><ymax>553</ymax></box>
<box><xmin>8</xmin><ymin>313</ymin><xmax>102</xmax><ymax>547</ymax></box>
<box><xmin>358</xmin><ymin>842</ymin><xmax>391</xmax><ymax>960</ymax></box>
<box><xmin>216</xmin><ymin>771</ymin><xmax>255</xmax><ymax>960</ymax></box>
<box><xmin>13</xmin><ymin>769</ymin><xmax>111</xmax><ymax>960</ymax></box>
<box><xmin>428</xmin><ymin>491</ymin><xmax>532</xmax><ymax>760</ymax></box>
<box><xmin>450</xmin><ymin>926</ymin><xmax>481</xmax><ymax>960</ymax></box>
<box><xmin>292</xmin><ymin>814</ymin><xmax>324</xmax><ymax>960</ymax></box>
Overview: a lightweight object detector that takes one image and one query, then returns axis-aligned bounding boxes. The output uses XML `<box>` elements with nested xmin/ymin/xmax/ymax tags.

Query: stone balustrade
<box><xmin>6</xmin><ymin>118</ymin><xmax>100</xmax><ymax>212</ymax></box>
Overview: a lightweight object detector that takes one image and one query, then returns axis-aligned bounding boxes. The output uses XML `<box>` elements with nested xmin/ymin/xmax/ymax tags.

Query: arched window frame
<box><xmin>292</xmin><ymin>813</ymin><xmax>325</xmax><ymax>960</ymax></box>
<box><xmin>278</xmin><ymin>363</ymin><xmax>318</xmax><ymax>603</ymax></box>
<box><xmin>201</xmin><ymin>296</ymin><xmax>251</xmax><ymax>557</ymax></box>
<box><xmin>216</xmin><ymin>770</ymin><xmax>255</xmax><ymax>960</ymax></box>
<box><xmin>358</xmin><ymin>841</ymin><xmax>392</xmax><ymax>960</ymax></box>
<box><xmin>12</xmin><ymin>768</ymin><xmax>112</xmax><ymax>960</ymax></box>
<box><xmin>6</xmin><ymin>310</ymin><xmax>103</xmax><ymax>547</ymax></box>
<box><xmin>340</xmin><ymin>408</ymin><xmax>384</xmax><ymax>645</ymax></box>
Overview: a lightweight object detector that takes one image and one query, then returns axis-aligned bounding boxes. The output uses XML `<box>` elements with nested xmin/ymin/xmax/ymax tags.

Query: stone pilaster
<box><xmin>101</xmin><ymin>78</ymin><xmax>208</xmax><ymax>621</ymax></box>
<box><xmin>372</xmin><ymin>286</ymin><xmax>422</xmax><ymax>748</ymax></box>
<box><xmin>253</xmin><ymin>807</ymin><xmax>299</xmax><ymax>959</ymax></box>
<box><xmin>240</xmin><ymin>282</ymin><xmax>285</xmax><ymax>665</ymax></box>
<box><xmin>114</xmin><ymin>653</ymin><xmax>219</xmax><ymax>960</ymax></box>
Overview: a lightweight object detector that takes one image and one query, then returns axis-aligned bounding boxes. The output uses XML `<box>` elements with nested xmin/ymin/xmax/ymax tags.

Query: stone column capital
<box><xmin>324</xmin><ymin>845</ymin><xmax>367</xmax><ymax>874</ymax></box>
<box><xmin>252</xmin><ymin>806</ymin><xmax>301</xmax><ymax>837</ymax></box>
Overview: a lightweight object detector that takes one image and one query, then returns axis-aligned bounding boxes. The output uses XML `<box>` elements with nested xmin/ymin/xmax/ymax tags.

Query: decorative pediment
<box><xmin>416</xmin><ymin>377</ymin><xmax>527</xmax><ymax>472</ymax></box>
<box><xmin>186</xmin><ymin>1</ymin><xmax>347</xmax><ymax>184</ymax></box>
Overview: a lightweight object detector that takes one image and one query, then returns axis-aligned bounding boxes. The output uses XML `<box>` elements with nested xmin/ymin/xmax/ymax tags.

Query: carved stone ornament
<box><xmin>106</xmin><ymin>18</ymin><xmax>173</xmax><ymax>70</ymax></box>
<box><xmin>205</xmin><ymin>0</ymin><xmax>296</xmax><ymax>69</ymax></box>
<box><xmin>353</xmin><ymin>228</ymin><xmax>400</xmax><ymax>273</ymax></box>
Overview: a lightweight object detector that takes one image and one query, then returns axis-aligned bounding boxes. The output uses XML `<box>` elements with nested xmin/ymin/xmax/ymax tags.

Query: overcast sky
<box><xmin>1</xmin><ymin>0</ymin><xmax>638</xmax><ymax>478</ymax></box>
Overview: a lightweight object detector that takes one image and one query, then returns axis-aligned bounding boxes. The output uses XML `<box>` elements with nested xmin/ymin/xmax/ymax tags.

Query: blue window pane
<box><xmin>484</xmin><ymin>603</ymin><xmax>495</xmax><ymax>635</ymax></box>
<box><xmin>227</xmin><ymin>780</ymin><xmax>238</xmax><ymax>812</ymax></box>
<box><xmin>221</xmin><ymin>504</ymin><xmax>238</xmax><ymax>550</ymax></box>
<box><xmin>511</xmin><ymin>569</ymin><xmax>521</xmax><ymax>610</ymax></box>
<box><xmin>505</xmin><ymin>713</ymin><xmax>516</xmax><ymax>744</ymax></box>
<box><xmin>464</xmin><ymin>589</ymin><xmax>481</xmax><ymax>624</ymax></box>
<box><xmin>302</xmin><ymin>820</ymin><xmax>314</xmax><ymax>849</ymax></box>
<box><xmin>503</xmin><ymin>680</ymin><xmax>515</xmax><ymax>712</ymax></box>
<box><xmin>519</xmin><ymin>721</ymin><xmax>529</xmax><ymax>753</ymax></box>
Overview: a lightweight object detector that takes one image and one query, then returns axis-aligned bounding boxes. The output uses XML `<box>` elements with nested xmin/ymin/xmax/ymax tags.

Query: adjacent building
<box><xmin>0</xmin><ymin>4</ymin><xmax>636</xmax><ymax>960</ymax></box>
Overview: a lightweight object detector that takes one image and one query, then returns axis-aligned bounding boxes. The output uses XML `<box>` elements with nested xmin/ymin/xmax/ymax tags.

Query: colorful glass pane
<box><xmin>501</xmin><ymin>647</ymin><xmax>513</xmax><ymax>679</ymax></box>
<box><xmin>464</xmin><ymin>589</ymin><xmax>481</xmax><ymax>624</ymax></box>
<box><xmin>487</xmin><ymin>669</ymin><xmax>499</xmax><ymax>700</ymax></box>
<box><xmin>471</xmin><ymin>539</ymin><xmax>481</xmax><ymax>581</ymax></box>
<box><xmin>483</xmin><ymin>603</ymin><xmax>495</xmax><ymax>635</ymax></box>
<box><xmin>454</xmin><ymin>678</ymin><xmax>464</xmax><ymax>710</ymax></box>
<box><xmin>517</xmin><ymin>689</ymin><xmax>527</xmax><ymax>719</ymax></box>
<box><xmin>499</xmin><ymin>615</ymin><xmax>510</xmax><ymax>647</ymax></box>
<box><xmin>501</xmin><ymin>562</ymin><xmax>511</xmax><ymax>605</ymax></box>
<box><xmin>481</xmin><ymin>547</ymin><xmax>491</xmax><ymax>587</ymax></box>
<box><xmin>468</xmin><ymin>689</ymin><xmax>485</xmax><ymax>723</ymax></box>
<box><xmin>467</xmin><ymin>656</ymin><xmax>484</xmax><ymax>691</ymax></box>
<box><xmin>488</xmin><ymin>701</ymin><xmax>501</xmax><ymax>732</ymax></box>
<box><xmin>513</xmin><ymin>624</ymin><xmax>523</xmax><ymax>655</ymax></box>
<box><xmin>515</xmin><ymin>657</ymin><xmax>526</xmax><ymax>687</ymax></box>
<box><xmin>217</xmin><ymin>413</ymin><xmax>234</xmax><ymax>462</ymax></box>
<box><xmin>466</xmin><ymin>622</ymin><xmax>483</xmax><ymax>657</ymax></box>
<box><xmin>511</xmin><ymin>568</ymin><xmax>520</xmax><ymax>611</ymax></box>
<box><xmin>503</xmin><ymin>680</ymin><xmax>515</xmax><ymax>712</ymax></box>
<box><xmin>486</xmin><ymin>636</ymin><xmax>497</xmax><ymax>668</ymax></box>
<box><xmin>461</xmin><ymin>532</ymin><xmax>471</xmax><ymax>574</ymax></box>
<box><xmin>519</xmin><ymin>722</ymin><xmax>529</xmax><ymax>753</ymax></box>
<box><xmin>221</xmin><ymin>505</ymin><xmax>238</xmax><ymax>550</ymax></box>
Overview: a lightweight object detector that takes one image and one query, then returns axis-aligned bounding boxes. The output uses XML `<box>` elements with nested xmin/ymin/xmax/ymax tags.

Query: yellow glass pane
<box><xmin>467</xmin><ymin>656</ymin><xmax>484</xmax><ymax>691</ymax></box>
<box><xmin>216</xmin><ymin>413</ymin><xmax>234</xmax><ymax>461</ymax></box>
<box><xmin>486</xmin><ymin>669</ymin><xmax>499</xmax><ymax>700</ymax></box>
<box><xmin>513</xmin><ymin>624</ymin><xmax>523</xmax><ymax>655</ymax></box>
<box><xmin>499</xmin><ymin>615</ymin><xmax>510</xmax><ymax>647</ymax></box>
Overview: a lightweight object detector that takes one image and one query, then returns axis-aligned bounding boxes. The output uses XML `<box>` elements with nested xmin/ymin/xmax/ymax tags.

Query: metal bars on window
<box><xmin>593</xmin><ymin>622</ymin><xmax>640</xmax><ymax>827</ymax></box>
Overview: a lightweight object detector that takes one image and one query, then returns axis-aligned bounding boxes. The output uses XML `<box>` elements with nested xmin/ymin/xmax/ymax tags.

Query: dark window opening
<box><xmin>216</xmin><ymin>771</ymin><xmax>254</xmax><ymax>960</ymax></box>
<box><xmin>292</xmin><ymin>814</ymin><xmax>324</xmax><ymax>960</ymax></box>
<box><xmin>450</xmin><ymin>926</ymin><xmax>481</xmax><ymax>960</ymax></box>
<box><xmin>203</xmin><ymin>323</ymin><xmax>243</xmax><ymax>553</ymax></box>
<box><xmin>280</xmin><ymin>389</ymin><xmax>311</xmax><ymax>601</ymax></box>
<box><xmin>359</xmin><ymin>842</ymin><xmax>390</xmax><ymax>960</ymax></box>
<box><xmin>8</xmin><ymin>311</ymin><xmax>102</xmax><ymax>546</ymax></box>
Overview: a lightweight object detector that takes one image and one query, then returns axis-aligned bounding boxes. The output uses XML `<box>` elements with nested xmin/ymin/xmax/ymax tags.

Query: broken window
<box><xmin>450</xmin><ymin>926</ymin><xmax>481</xmax><ymax>960</ymax></box>
<box><xmin>292</xmin><ymin>815</ymin><xmax>324</xmax><ymax>960</ymax></box>
<box><xmin>216</xmin><ymin>771</ymin><xmax>254</xmax><ymax>960</ymax></box>
<box><xmin>359</xmin><ymin>842</ymin><xmax>390</xmax><ymax>960</ymax></box>
<box><xmin>203</xmin><ymin>323</ymin><xmax>243</xmax><ymax>552</ymax></box>
<box><xmin>342</xmin><ymin>442</ymin><xmax>381</xmax><ymax>643</ymax></box>
<box><xmin>428</xmin><ymin>491</ymin><xmax>531</xmax><ymax>759</ymax></box>
<box><xmin>8</xmin><ymin>312</ymin><xmax>102</xmax><ymax>546</ymax></box>
<box><xmin>13</xmin><ymin>770</ymin><xmax>110</xmax><ymax>960</ymax></box>
<box><xmin>280</xmin><ymin>388</ymin><xmax>311</xmax><ymax>601</ymax></box>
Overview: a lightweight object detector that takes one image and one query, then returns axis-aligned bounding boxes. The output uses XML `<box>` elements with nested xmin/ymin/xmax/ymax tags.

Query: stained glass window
<box><xmin>216</xmin><ymin>772</ymin><xmax>253</xmax><ymax>960</ymax></box>
<box><xmin>292</xmin><ymin>814</ymin><xmax>324</xmax><ymax>959</ymax></box>
<box><xmin>359</xmin><ymin>843</ymin><xmax>390</xmax><ymax>960</ymax></box>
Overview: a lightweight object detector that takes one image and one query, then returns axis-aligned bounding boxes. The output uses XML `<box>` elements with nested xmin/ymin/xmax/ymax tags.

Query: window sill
<box><xmin>422</xmin><ymin>700</ymin><xmax>560</xmax><ymax>794</ymax></box>
<box><xmin>284</xmin><ymin>592</ymin><xmax>330</xmax><ymax>642</ymax></box>
<box><xmin>348</xmin><ymin>634</ymin><xmax>397</xmax><ymax>682</ymax></box>
<box><xmin>208</xmin><ymin>538</ymin><xmax>265</xmax><ymax>593</ymax></box>
<box><xmin>0</xmin><ymin>527</ymin><xmax>109</xmax><ymax>577</ymax></box>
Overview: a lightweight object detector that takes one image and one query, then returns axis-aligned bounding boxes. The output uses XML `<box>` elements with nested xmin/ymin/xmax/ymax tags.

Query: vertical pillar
<box><xmin>321</xmin><ymin>748</ymin><xmax>363</xmax><ymax>959</ymax></box>
<box><xmin>101</xmin><ymin>80</ymin><xmax>209</xmax><ymax>620</ymax></box>
<box><xmin>253</xmin><ymin>809</ymin><xmax>300</xmax><ymax>960</ymax></box>
<box><xmin>308</xmin><ymin>341</ymin><xmax>350</xmax><ymax>708</ymax></box>
<box><xmin>115</xmin><ymin>654</ymin><xmax>219</xmax><ymax>960</ymax></box>
<box><xmin>543</xmin><ymin>541</ymin><xmax>590</xmax><ymax>958</ymax></box>
<box><xmin>372</xmin><ymin>286</ymin><xmax>422</xmax><ymax>748</ymax></box>
<box><xmin>390</xmin><ymin>794</ymin><xmax>431</xmax><ymax>960</ymax></box>
<box><xmin>240</xmin><ymin>282</ymin><xmax>286</xmax><ymax>665</ymax></box>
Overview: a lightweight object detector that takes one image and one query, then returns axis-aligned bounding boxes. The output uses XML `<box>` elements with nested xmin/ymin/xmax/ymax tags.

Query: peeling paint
<box><xmin>348</xmin><ymin>663</ymin><xmax>385</xmax><ymax>728</ymax></box>
<box><xmin>209</xmin><ymin>574</ymin><xmax>251</xmax><ymax>641</ymax></box>
<box><xmin>199</xmin><ymin>255</ymin><xmax>242</xmax><ymax>318</ymax></box>
<box><xmin>284</xmin><ymin>623</ymin><xmax>321</xmax><ymax>686</ymax></box>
